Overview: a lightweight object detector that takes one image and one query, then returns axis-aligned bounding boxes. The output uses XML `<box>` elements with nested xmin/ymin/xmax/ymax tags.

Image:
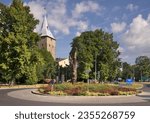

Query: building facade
<box><xmin>56</xmin><ymin>58</ymin><xmax>69</xmax><ymax>68</ymax></box>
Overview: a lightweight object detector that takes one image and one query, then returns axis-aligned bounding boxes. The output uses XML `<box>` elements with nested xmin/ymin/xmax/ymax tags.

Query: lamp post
<box><xmin>95</xmin><ymin>52</ymin><xmax>97</xmax><ymax>82</ymax></box>
<box><xmin>133</xmin><ymin>67</ymin><xmax>135</xmax><ymax>81</ymax></box>
<box><xmin>140</xmin><ymin>71</ymin><xmax>142</xmax><ymax>82</ymax></box>
<box><xmin>94</xmin><ymin>48</ymin><xmax>103</xmax><ymax>82</ymax></box>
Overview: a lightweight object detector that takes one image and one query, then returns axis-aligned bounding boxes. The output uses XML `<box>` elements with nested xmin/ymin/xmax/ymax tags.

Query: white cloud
<box><xmin>72</xmin><ymin>1</ymin><xmax>103</xmax><ymax>18</ymax></box>
<box><xmin>111</xmin><ymin>22</ymin><xmax>126</xmax><ymax>33</ymax></box>
<box><xmin>121</xmin><ymin>14</ymin><xmax>150</xmax><ymax>63</ymax></box>
<box><xmin>26</xmin><ymin>0</ymin><xmax>92</xmax><ymax>35</ymax></box>
<box><xmin>77</xmin><ymin>21</ymin><xmax>88</xmax><ymax>31</ymax></box>
<box><xmin>76</xmin><ymin>32</ymin><xmax>81</xmax><ymax>37</ymax></box>
<box><xmin>26</xmin><ymin>0</ymin><xmax>46</xmax><ymax>32</ymax></box>
<box><xmin>126</xmin><ymin>3</ymin><xmax>138</xmax><ymax>11</ymax></box>
<box><xmin>123</xmin><ymin>14</ymin><xmax>150</xmax><ymax>46</ymax></box>
<box><xmin>118</xmin><ymin>46</ymin><xmax>124</xmax><ymax>53</ymax></box>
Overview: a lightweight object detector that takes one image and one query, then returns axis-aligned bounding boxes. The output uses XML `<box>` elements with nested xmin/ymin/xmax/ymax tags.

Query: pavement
<box><xmin>0</xmin><ymin>84</ymin><xmax>150</xmax><ymax>106</ymax></box>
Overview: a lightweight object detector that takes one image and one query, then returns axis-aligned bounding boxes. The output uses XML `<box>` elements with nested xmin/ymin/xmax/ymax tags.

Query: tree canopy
<box><xmin>121</xmin><ymin>62</ymin><xmax>134</xmax><ymax>80</ymax></box>
<box><xmin>0</xmin><ymin>0</ymin><xmax>56</xmax><ymax>85</ymax></box>
<box><xmin>134</xmin><ymin>56</ymin><xmax>150</xmax><ymax>81</ymax></box>
<box><xmin>120</xmin><ymin>56</ymin><xmax>150</xmax><ymax>82</ymax></box>
<box><xmin>70</xmin><ymin>29</ymin><xmax>121</xmax><ymax>82</ymax></box>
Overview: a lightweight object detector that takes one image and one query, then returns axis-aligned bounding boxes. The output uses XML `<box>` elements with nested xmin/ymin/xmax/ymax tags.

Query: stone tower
<box><xmin>38</xmin><ymin>16</ymin><xmax>56</xmax><ymax>59</ymax></box>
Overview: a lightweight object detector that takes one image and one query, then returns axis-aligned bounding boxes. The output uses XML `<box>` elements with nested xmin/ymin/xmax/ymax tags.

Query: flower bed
<box><xmin>38</xmin><ymin>83</ymin><xmax>140</xmax><ymax>96</ymax></box>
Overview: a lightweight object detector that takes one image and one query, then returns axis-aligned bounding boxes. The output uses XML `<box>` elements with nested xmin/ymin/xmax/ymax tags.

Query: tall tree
<box><xmin>135</xmin><ymin>56</ymin><xmax>150</xmax><ymax>81</ymax></box>
<box><xmin>121</xmin><ymin>62</ymin><xmax>134</xmax><ymax>80</ymax></box>
<box><xmin>69</xmin><ymin>46</ymin><xmax>77</xmax><ymax>83</ymax></box>
<box><xmin>70</xmin><ymin>29</ymin><xmax>120</xmax><ymax>82</ymax></box>
<box><xmin>0</xmin><ymin>0</ymin><xmax>41</xmax><ymax>85</ymax></box>
<box><xmin>39</xmin><ymin>49</ymin><xmax>56</xmax><ymax>80</ymax></box>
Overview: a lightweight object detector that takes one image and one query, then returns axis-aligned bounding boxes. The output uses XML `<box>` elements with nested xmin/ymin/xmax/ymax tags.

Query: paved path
<box><xmin>0</xmin><ymin>84</ymin><xmax>150</xmax><ymax>106</ymax></box>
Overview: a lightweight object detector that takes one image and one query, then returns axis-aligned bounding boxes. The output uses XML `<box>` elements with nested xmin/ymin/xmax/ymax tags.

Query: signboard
<box><xmin>126</xmin><ymin>79</ymin><xmax>133</xmax><ymax>84</ymax></box>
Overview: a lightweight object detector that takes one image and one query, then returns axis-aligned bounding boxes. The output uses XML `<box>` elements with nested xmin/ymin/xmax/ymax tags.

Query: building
<box><xmin>38</xmin><ymin>16</ymin><xmax>56</xmax><ymax>59</ymax></box>
<box><xmin>56</xmin><ymin>58</ymin><xmax>69</xmax><ymax>67</ymax></box>
<box><xmin>56</xmin><ymin>58</ymin><xmax>70</xmax><ymax>82</ymax></box>
<box><xmin>38</xmin><ymin>16</ymin><xmax>70</xmax><ymax>68</ymax></box>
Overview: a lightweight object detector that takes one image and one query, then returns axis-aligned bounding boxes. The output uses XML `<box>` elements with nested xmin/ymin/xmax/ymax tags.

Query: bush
<box><xmin>38</xmin><ymin>88</ymin><xmax>45</xmax><ymax>93</ymax></box>
<box><xmin>118</xmin><ymin>87</ymin><xmax>136</xmax><ymax>92</ymax></box>
<box><xmin>55</xmin><ymin>83</ymin><xmax>74</xmax><ymax>91</ymax></box>
<box><xmin>64</xmin><ymin>87</ymin><xmax>85</xmax><ymax>96</ymax></box>
<box><xmin>39</xmin><ymin>85</ymin><xmax>53</xmax><ymax>94</ymax></box>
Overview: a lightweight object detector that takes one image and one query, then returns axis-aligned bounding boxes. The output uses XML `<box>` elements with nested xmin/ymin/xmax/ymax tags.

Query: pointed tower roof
<box><xmin>40</xmin><ymin>16</ymin><xmax>55</xmax><ymax>39</ymax></box>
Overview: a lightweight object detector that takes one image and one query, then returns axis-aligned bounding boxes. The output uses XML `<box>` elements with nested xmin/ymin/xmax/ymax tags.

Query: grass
<box><xmin>119</xmin><ymin>82</ymin><xmax>143</xmax><ymax>89</ymax></box>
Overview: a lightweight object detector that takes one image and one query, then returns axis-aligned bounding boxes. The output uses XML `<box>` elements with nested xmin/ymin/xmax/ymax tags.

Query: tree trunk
<box><xmin>9</xmin><ymin>80</ymin><xmax>15</xmax><ymax>86</ymax></box>
<box><xmin>70</xmin><ymin>49</ymin><xmax>77</xmax><ymax>84</ymax></box>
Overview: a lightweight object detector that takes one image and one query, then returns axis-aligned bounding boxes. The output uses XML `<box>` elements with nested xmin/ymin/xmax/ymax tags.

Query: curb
<box><xmin>31</xmin><ymin>90</ymin><xmax>45</xmax><ymax>95</ymax></box>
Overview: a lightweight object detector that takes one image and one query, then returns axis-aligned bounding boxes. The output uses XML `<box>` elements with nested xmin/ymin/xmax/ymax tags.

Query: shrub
<box><xmin>39</xmin><ymin>85</ymin><xmax>53</xmax><ymax>94</ymax></box>
<box><xmin>38</xmin><ymin>88</ymin><xmax>45</xmax><ymax>93</ymax></box>
<box><xmin>65</xmin><ymin>87</ymin><xmax>84</xmax><ymax>96</ymax></box>
<box><xmin>55</xmin><ymin>83</ymin><xmax>74</xmax><ymax>91</ymax></box>
<box><xmin>118</xmin><ymin>87</ymin><xmax>136</xmax><ymax>92</ymax></box>
<box><xmin>110</xmin><ymin>90</ymin><xmax>119</xmax><ymax>95</ymax></box>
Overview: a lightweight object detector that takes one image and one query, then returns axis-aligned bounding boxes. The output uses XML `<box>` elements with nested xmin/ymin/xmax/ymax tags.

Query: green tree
<box><xmin>121</xmin><ymin>62</ymin><xmax>134</xmax><ymax>80</ymax></box>
<box><xmin>0</xmin><ymin>0</ymin><xmax>41</xmax><ymax>85</ymax></box>
<box><xmin>135</xmin><ymin>56</ymin><xmax>150</xmax><ymax>81</ymax></box>
<box><xmin>39</xmin><ymin>49</ymin><xmax>56</xmax><ymax>80</ymax></box>
<box><xmin>70</xmin><ymin>29</ymin><xmax>120</xmax><ymax>82</ymax></box>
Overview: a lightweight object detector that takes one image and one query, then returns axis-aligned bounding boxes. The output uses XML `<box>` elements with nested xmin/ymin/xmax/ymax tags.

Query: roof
<box><xmin>40</xmin><ymin>16</ymin><xmax>55</xmax><ymax>39</ymax></box>
<box><xmin>56</xmin><ymin>58</ymin><xmax>68</xmax><ymax>62</ymax></box>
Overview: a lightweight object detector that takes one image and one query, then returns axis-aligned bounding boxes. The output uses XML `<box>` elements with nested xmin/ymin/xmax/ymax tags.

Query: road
<box><xmin>0</xmin><ymin>84</ymin><xmax>150</xmax><ymax>106</ymax></box>
<box><xmin>0</xmin><ymin>88</ymin><xmax>71</xmax><ymax>106</ymax></box>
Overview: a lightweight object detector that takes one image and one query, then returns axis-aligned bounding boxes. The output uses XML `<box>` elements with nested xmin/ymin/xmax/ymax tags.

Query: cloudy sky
<box><xmin>2</xmin><ymin>0</ymin><xmax>150</xmax><ymax>64</ymax></box>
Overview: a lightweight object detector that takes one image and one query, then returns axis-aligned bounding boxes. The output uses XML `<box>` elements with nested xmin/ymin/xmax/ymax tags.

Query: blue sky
<box><xmin>1</xmin><ymin>0</ymin><xmax>150</xmax><ymax>64</ymax></box>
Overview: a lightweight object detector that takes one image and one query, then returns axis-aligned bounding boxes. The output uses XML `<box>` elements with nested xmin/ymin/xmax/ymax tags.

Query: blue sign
<box><xmin>126</xmin><ymin>79</ymin><xmax>133</xmax><ymax>84</ymax></box>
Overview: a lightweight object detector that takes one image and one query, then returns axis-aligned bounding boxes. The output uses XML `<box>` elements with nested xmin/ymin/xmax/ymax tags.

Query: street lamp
<box><xmin>133</xmin><ymin>67</ymin><xmax>135</xmax><ymax>81</ymax></box>
<box><xmin>94</xmin><ymin>48</ymin><xmax>102</xmax><ymax>82</ymax></box>
<box><xmin>95</xmin><ymin>52</ymin><xmax>97</xmax><ymax>82</ymax></box>
<box><xmin>140</xmin><ymin>71</ymin><xmax>142</xmax><ymax>82</ymax></box>
<box><xmin>120</xmin><ymin>62</ymin><xmax>123</xmax><ymax>72</ymax></box>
